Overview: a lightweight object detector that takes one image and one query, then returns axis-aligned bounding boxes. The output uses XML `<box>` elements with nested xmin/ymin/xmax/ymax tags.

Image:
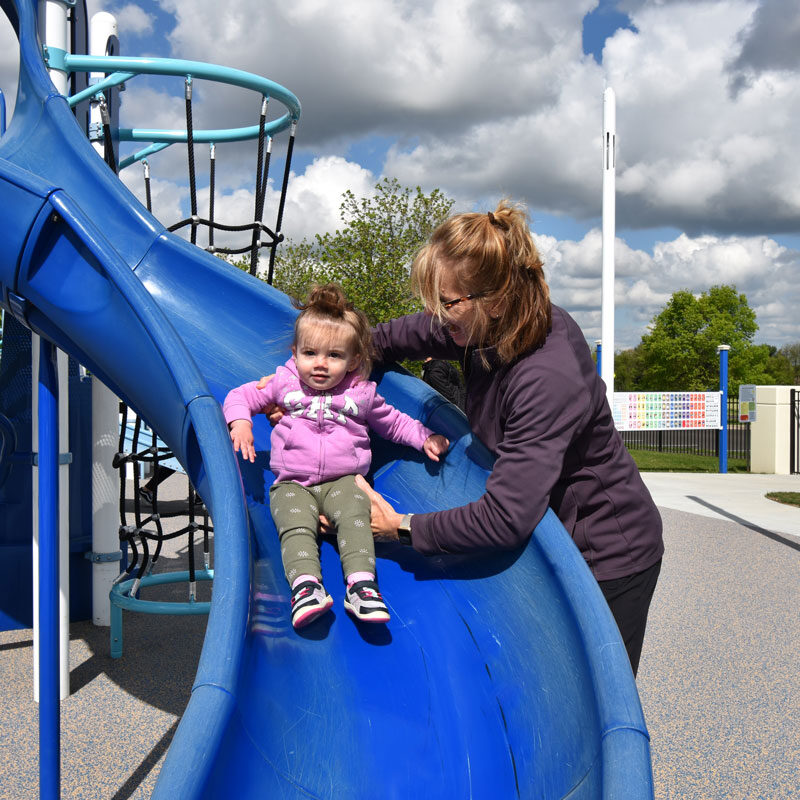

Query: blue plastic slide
<box><xmin>0</xmin><ymin>1</ymin><xmax>652</xmax><ymax>796</ymax></box>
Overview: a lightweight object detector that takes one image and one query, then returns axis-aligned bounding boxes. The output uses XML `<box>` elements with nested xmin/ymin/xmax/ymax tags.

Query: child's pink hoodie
<box><xmin>223</xmin><ymin>358</ymin><xmax>434</xmax><ymax>486</ymax></box>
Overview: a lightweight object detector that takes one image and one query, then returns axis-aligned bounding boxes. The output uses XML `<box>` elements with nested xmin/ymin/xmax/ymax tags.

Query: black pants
<box><xmin>598</xmin><ymin>558</ymin><xmax>662</xmax><ymax>677</ymax></box>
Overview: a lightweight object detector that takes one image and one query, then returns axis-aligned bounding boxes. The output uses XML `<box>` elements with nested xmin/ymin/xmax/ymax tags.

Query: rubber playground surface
<box><xmin>0</xmin><ymin>471</ymin><xmax>797</xmax><ymax>799</ymax></box>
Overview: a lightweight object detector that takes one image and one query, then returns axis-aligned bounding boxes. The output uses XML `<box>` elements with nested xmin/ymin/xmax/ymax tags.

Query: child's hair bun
<box><xmin>304</xmin><ymin>284</ymin><xmax>350</xmax><ymax>317</ymax></box>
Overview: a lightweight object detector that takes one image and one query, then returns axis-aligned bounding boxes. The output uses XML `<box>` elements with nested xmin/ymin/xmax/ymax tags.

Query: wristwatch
<box><xmin>397</xmin><ymin>513</ymin><xmax>414</xmax><ymax>545</ymax></box>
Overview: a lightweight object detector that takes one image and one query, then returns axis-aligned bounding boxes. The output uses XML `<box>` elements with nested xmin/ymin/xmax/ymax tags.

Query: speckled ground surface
<box><xmin>0</xmin><ymin>475</ymin><xmax>211</xmax><ymax>800</ymax></box>
<box><xmin>637</xmin><ymin>506</ymin><xmax>800</xmax><ymax>800</ymax></box>
<box><xmin>1</xmin><ymin>476</ymin><xmax>798</xmax><ymax>799</ymax></box>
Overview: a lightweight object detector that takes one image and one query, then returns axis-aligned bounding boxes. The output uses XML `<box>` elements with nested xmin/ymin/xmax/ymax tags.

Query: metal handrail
<box><xmin>43</xmin><ymin>48</ymin><xmax>301</xmax><ymax>168</ymax></box>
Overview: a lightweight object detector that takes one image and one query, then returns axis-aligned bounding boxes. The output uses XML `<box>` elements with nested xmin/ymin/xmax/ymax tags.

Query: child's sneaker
<box><xmin>290</xmin><ymin>579</ymin><xmax>333</xmax><ymax>629</ymax></box>
<box><xmin>344</xmin><ymin>580</ymin><xmax>390</xmax><ymax>623</ymax></box>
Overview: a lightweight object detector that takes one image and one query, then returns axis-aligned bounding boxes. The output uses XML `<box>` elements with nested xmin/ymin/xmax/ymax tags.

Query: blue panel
<box><xmin>0</xmin><ymin>1</ymin><xmax>652</xmax><ymax>796</ymax></box>
<box><xmin>0</xmin><ymin>314</ymin><xmax>92</xmax><ymax>628</ymax></box>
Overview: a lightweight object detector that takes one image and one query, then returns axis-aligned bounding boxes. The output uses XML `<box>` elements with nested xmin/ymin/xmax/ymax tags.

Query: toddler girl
<box><xmin>223</xmin><ymin>284</ymin><xmax>449</xmax><ymax>629</ymax></box>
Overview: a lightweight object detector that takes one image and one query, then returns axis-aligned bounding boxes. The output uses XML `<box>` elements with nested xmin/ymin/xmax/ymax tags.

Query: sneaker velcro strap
<box><xmin>291</xmin><ymin>580</ymin><xmax>323</xmax><ymax>605</ymax></box>
<box><xmin>349</xmin><ymin>580</ymin><xmax>381</xmax><ymax>596</ymax></box>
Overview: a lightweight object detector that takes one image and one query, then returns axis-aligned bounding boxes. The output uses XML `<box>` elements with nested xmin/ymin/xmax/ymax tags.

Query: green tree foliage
<box><xmin>271</xmin><ymin>178</ymin><xmax>455</xmax><ymax>324</ymax></box>
<box><xmin>637</xmin><ymin>285</ymin><xmax>783</xmax><ymax>393</ymax></box>
<box><xmin>777</xmin><ymin>342</ymin><xmax>800</xmax><ymax>384</ymax></box>
<box><xmin>614</xmin><ymin>344</ymin><xmax>646</xmax><ymax>391</ymax></box>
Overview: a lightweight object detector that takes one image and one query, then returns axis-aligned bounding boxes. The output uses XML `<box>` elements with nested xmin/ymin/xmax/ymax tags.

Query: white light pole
<box><xmin>601</xmin><ymin>87</ymin><xmax>616</xmax><ymax>406</ymax></box>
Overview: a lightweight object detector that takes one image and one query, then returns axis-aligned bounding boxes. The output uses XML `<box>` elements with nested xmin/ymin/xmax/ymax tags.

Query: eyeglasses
<box><xmin>441</xmin><ymin>293</ymin><xmax>484</xmax><ymax>310</ymax></box>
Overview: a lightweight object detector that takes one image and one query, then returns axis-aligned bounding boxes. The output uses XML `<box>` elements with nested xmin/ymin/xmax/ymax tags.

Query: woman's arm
<box><xmin>372</xmin><ymin>312</ymin><xmax>464</xmax><ymax>365</ymax></box>
<box><xmin>363</xmin><ymin>369</ymin><xmax>590</xmax><ymax>552</ymax></box>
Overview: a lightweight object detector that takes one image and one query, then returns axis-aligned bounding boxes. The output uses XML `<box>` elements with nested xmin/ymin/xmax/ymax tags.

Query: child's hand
<box><xmin>423</xmin><ymin>434</ymin><xmax>450</xmax><ymax>462</ymax></box>
<box><xmin>229</xmin><ymin>420</ymin><xmax>256</xmax><ymax>463</ymax></box>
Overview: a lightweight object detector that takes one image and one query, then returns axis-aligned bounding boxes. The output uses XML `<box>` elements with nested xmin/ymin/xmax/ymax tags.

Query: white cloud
<box><xmin>112</xmin><ymin>4</ymin><xmax>154</xmax><ymax>35</ymax></box>
<box><xmin>280</xmin><ymin>156</ymin><xmax>375</xmax><ymax>241</ymax></box>
<box><xmin>3</xmin><ymin>0</ymin><xmax>800</xmax><ymax>350</ymax></box>
<box><xmin>537</xmin><ymin>226</ymin><xmax>800</xmax><ymax>348</ymax></box>
<box><xmin>120</xmin><ymin>151</ymin><xmax>376</xmax><ymax>256</ymax></box>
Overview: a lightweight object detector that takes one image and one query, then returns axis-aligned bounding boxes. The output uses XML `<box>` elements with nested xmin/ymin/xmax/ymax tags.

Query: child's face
<box><xmin>293</xmin><ymin>329</ymin><xmax>361</xmax><ymax>391</ymax></box>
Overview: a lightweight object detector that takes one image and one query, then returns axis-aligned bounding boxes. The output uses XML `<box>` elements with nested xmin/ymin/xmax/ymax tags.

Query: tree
<box><xmin>614</xmin><ymin>344</ymin><xmax>646</xmax><ymax>391</ymax></box>
<box><xmin>638</xmin><ymin>285</ymin><xmax>774</xmax><ymax>393</ymax></box>
<box><xmin>272</xmin><ymin>178</ymin><xmax>455</xmax><ymax>324</ymax></box>
<box><xmin>778</xmin><ymin>342</ymin><xmax>800</xmax><ymax>384</ymax></box>
<box><xmin>758</xmin><ymin>346</ymin><xmax>794</xmax><ymax>385</ymax></box>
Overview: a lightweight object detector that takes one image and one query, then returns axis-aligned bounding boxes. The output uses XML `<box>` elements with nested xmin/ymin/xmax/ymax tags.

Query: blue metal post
<box><xmin>38</xmin><ymin>338</ymin><xmax>60</xmax><ymax>799</ymax></box>
<box><xmin>595</xmin><ymin>340</ymin><xmax>602</xmax><ymax>376</ymax></box>
<box><xmin>0</xmin><ymin>87</ymin><xmax>6</xmax><ymax>135</ymax></box>
<box><xmin>718</xmin><ymin>345</ymin><xmax>730</xmax><ymax>474</ymax></box>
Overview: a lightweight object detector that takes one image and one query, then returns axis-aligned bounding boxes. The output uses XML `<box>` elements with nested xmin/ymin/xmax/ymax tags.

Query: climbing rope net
<box><xmin>113</xmin><ymin>405</ymin><xmax>211</xmax><ymax>602</ymax></box>
<box><xmin>54</xmin><ymin>49</ymin><xmax>300</xmax><ymax>626</ymax></box>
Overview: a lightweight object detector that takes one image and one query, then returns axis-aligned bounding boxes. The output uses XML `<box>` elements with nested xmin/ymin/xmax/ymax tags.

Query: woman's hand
<box><xmin>354</xmin><ymin>474</ymin><xmax>403</xmax><ymax>542</ymax></box>
<box><xmin>423</xmin><ymin>434</ymin><xmax>450</xmax><ymax>462</ymax></box>
<box><xmin>256</xmin><ymin>374</ymin><xmax>284</xmax><ymax>425</ymax></box>
<box><xmin>229</xmin><ymin>420</ymin><xmax>256</xmax><ymax>463</ymax></box>
<box><xmin>256</xmin><ymin>375</ymin><xmax>273</xmax><ymax>389</ymax></box>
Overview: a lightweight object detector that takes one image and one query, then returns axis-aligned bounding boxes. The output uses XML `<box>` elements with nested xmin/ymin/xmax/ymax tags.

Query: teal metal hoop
<box><xmin>44</xmin><ymin>48</ymin><xmax>301</xmax><ymax>169</ymax></box>
<box><xmin>109</xmin><ymin>569</ymin><xmax>214</xmax><ymax>658</ymax></box>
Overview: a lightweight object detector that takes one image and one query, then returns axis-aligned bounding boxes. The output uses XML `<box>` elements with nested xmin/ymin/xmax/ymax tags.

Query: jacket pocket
<box><xmin>277</xmin><ymin>425</ymin><xmax>314</xmax><ymax>474</ymax></box>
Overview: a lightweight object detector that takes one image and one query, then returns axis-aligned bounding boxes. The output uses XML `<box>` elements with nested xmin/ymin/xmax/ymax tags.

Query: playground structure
<box><xmin>0</xmin><ymin>1</ymin><xmax>654</xmax><ymax>797</ymax></box>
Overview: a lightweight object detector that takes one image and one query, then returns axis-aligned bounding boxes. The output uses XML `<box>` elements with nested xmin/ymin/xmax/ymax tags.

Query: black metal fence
<box><xmin>621</xmin><ymin>397</ymin><xmax>750</xmax><ymax>466</ymax></box>
<box><xmin>791</xmin><ymin>389</ymin><xmax>799</xmax><ymax>475</ymax></box>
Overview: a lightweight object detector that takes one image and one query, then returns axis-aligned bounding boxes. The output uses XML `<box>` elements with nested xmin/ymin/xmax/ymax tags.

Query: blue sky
<box><xmin>2</xmin><ymin>0</ymin><xmax>799</xmax><ymax>351</ymax></box>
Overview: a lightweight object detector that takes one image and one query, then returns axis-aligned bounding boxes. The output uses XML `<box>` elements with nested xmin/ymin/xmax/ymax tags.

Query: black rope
<box><xmin>249</xmin><ymin>96</ymin><xmax>269</xmax><ymax>275</ymax></box>
<box><xmin>113</xmin><ymin>405</ymin><xmax>214</xmax><ymax>602</ymax></box>
<box><xmin>185</xmin><ymin>77</ymin><xmax>198</xmax><ymax>245</ymax></box>
<box><xmin>168</xmin><ymin>218</ymin><xmax>280</xmax><ymax>235</ymax></box>
<box><xmin>167</xmin><ymin>218</ymin><xmax>284</xmax><ymax>256</ymax></box>
<box><xmin>141</xmin><ymin>80</ymin><xmax>297</xmax><ymax>284</ymax></box>
<box><xmin>208</xmin><ymin>240</ymin><xmax>282</xmax><ymax>257</ymax></box>
<box><xmin>99</xmin><ymin>95</ymin><xmax>117</xmax><ymax>174</ymax></box>
<box><xmin>143</xmin><ymin>160</ymin><xmax>152</xmax><ymax>213</ymax></box>
<box><xmin>267</xmin><ymin>120</ymin><xmax>297</xmax><ymax>285</ymax></box>
<box><xmin>208</xmin><ymin>144</ymin><xmax>216</xmax><ymax>252</ymax></box>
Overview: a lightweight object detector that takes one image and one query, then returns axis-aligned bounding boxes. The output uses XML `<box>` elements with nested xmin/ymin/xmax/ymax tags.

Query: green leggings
<box><xmin>269</xmin><ymin>475</ymin><xmax>374</xmax><ymax>586</ymax></box>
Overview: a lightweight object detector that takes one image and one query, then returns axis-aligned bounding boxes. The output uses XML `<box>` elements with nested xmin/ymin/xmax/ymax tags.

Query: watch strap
<box><xmin>398</xmin><ymin>513</ymin><xmax>414</xmax><ymax>545</ymax></box>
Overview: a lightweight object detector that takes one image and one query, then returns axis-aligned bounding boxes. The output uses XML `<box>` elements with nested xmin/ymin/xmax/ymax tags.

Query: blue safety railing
<box><xmin>43</xmin><ymin>48</ymin><xmax>301</xmax><ymax>169</ymax></box>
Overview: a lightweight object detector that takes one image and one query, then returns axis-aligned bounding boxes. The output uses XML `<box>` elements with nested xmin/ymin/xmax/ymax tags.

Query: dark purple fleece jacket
<box><xmin>372</xmin><ymin>305</ymin><xmax>664</xmax><ymax>581</ymax></box>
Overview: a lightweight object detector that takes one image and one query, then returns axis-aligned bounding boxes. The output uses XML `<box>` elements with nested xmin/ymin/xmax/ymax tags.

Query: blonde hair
<box><xmin>411</xmin><ymin>200</ymin><xmax>551</xmax><ymax>364</ymax></box>
<box><xmin>293</xmin><ymin>284</ymin><xmax>373</xmax><ymax>379</ymax></box>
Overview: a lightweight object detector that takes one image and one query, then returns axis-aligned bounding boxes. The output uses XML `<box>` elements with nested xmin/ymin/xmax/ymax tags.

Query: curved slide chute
<box><xmin>0</xmin><ymin>1</ymin><xmax>653</xmax><ymax>796</ymax></box>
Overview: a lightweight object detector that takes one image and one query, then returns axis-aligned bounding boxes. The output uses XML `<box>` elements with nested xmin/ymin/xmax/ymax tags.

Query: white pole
<box><xmin>40</xmin><ymin>0</ymin><xmax>68</xmax><ymax>94</ymax></box>
<box><xmin>35</xmin><ymin>0</ymin><xmax>71</xmax><ymax>701</ymax></box>
<box><xmin>90</xmin><ymin>12</ymin><xmax>117</xmax><ymax>66</ymax></box>
<box><xmin>89</xmin><ymin>11</ymin><xmax>121</xmax><ymax>627</ymax></box>
<box><xmin>601</xmin><ymin>87</ymin><xmax>616</xmax><ymax>406</ymax></box>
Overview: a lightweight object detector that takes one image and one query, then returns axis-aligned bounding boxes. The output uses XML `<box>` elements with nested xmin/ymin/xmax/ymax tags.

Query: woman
<box><xmin>357</xmin><ymin>200</ymin><xmax>663</xmax><ymax>676</ymax></box>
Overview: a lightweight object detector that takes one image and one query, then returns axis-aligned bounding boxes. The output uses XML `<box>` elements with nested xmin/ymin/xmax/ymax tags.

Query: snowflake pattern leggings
<box><xmin>269</xmin><ymin>474</ymin><xmax>374</xmax><ymax>586</ymax></box>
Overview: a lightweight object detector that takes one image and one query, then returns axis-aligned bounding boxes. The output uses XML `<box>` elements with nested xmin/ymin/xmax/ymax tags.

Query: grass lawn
<box><xmin>765</xmin><ymin>492</ymin><xmax>800</xmax><ymax>508</ymax></box>
<box><xmin>628</xmin><ymin>449</ymin><xmax>749</xmax><ymax>473</ymax></box>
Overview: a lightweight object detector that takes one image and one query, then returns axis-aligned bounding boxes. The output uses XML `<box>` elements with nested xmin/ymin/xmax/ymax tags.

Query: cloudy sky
<box><xmin>1</xmin><ymin>0</ymin><xmax>799</xmax><ymax>350</ymax></box>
